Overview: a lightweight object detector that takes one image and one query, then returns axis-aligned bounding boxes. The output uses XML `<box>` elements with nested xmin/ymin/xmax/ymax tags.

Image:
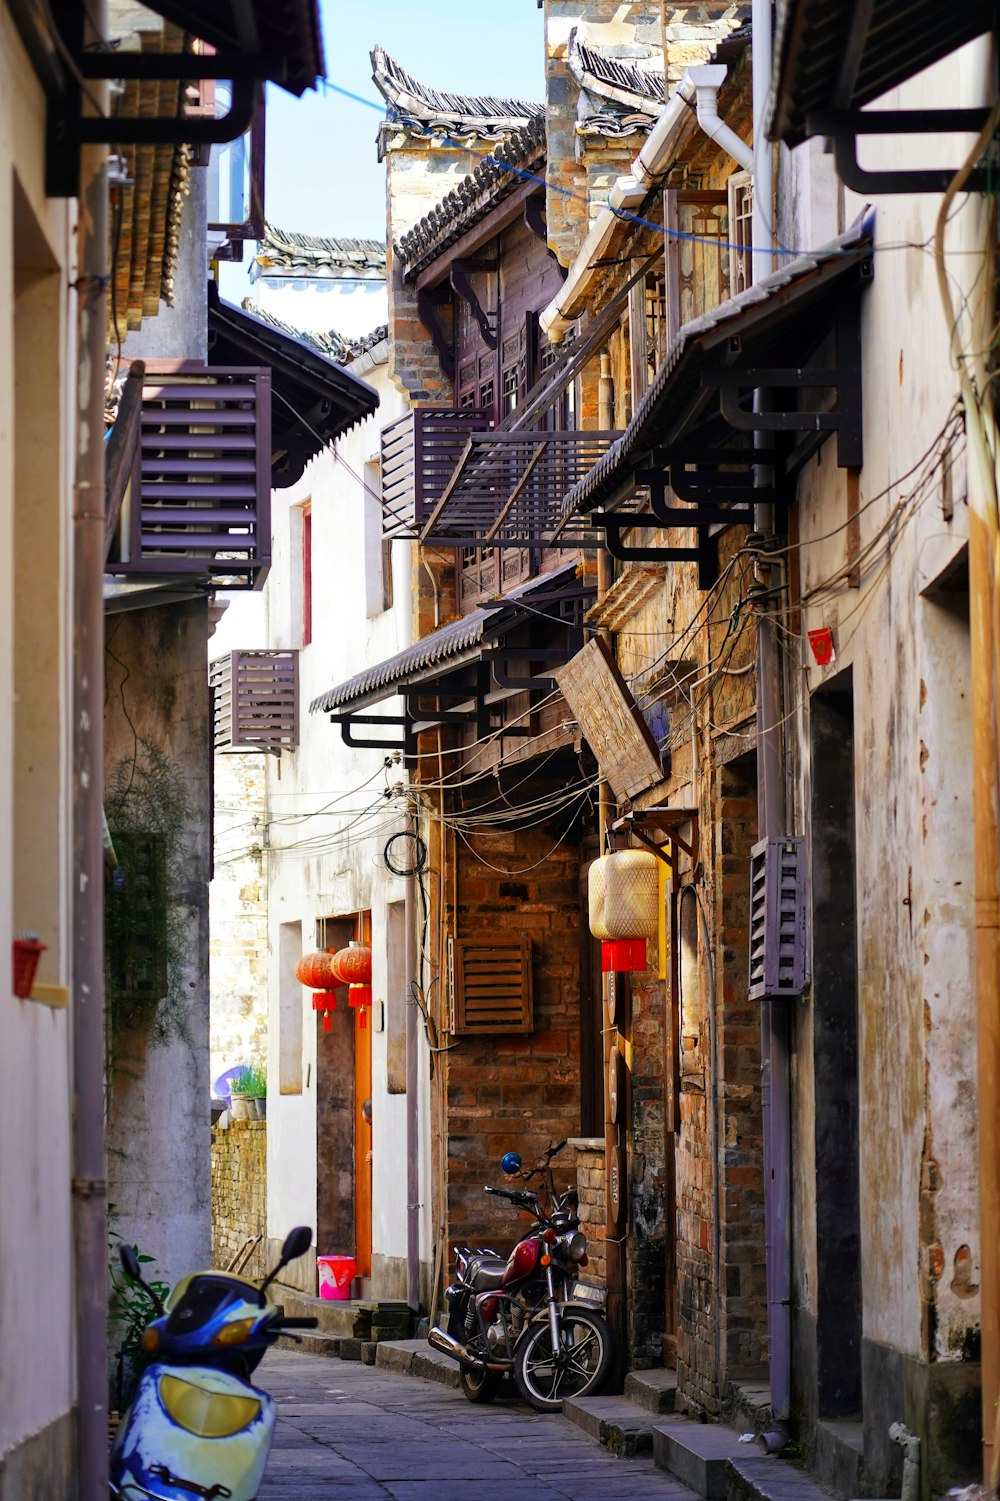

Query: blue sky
<box><xmin>262</xmin><ymin>1</ymin><xmax>546</xmax><ymax>241</ymax></box>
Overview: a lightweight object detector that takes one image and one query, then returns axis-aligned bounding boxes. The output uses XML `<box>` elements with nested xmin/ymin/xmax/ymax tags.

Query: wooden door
<box><xmin>354</xmin><ymin>911</ymin><xmax>373</xmax><ymax>1278</ymax></box>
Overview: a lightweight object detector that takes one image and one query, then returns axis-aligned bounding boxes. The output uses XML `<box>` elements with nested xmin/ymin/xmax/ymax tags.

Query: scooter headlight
<box><xmin>212</xmin><ymin>1316</ymin><xmax>256</xmax><ymax>1346</ymax></box>
<box><xmin>158</xmin><ymin>1374</ymin><xmax>261</xmax><ymax>1438</ymax></box>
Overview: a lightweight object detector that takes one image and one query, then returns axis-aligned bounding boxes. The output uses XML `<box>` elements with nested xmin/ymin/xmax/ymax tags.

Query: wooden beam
<box><xmin>411</xmin><ymin>179</ymin><xmax>538</xmax><ymax>293</ymax></box>
<box><xmin>104</xmin><ymin>360</ymin><xmax>145</xmax><ymax>562</ymax></box>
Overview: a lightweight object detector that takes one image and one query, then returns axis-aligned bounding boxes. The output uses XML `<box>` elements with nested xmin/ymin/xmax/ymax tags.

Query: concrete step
<box><xmin>728</xmin><ymin>1453</ymin><xmax>842</xmax><ymax>1501</ymax></box>
<box><xmin>625</xmin><ymin>1367</ymin><xmax>678</xmax><ymax>1414</ymax></box>
<box><xmin>277</xmin><ymin>1290</ymin><xmax>373</xmax><ymax>1339</ymax></box>
<box><xmin>651</xmin><ymin>1416</ymin><xmax>749</xmax><ymax>1498</ymax></box>
<box><xmin>813</xmin><ymin>1420</ymin><xmax>864</xmax><ymax>1500</ymax></box>
<box><xmin>374</xmin><ymin>1338</ymin><xmax>460</xmax><ymax>1389</ymax></box>
<box><xmin>273</xmin><ymin>1329</ymin><xmax>341</xmax><ymax>1358</ymax></box>
<box><xmin>562</xmin><ymin>1395</ymin><xmax>654</xmax><ymax>1457</ymax></box>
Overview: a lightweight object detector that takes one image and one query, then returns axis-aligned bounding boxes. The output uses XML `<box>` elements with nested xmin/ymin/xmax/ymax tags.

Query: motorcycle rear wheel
<box><xmin>459</xmin><ymin>1365</ymin><xmax>499</xmax><ymax>1403</ymax></box>
<box><xmin>513</xmin><ymin>1307</ymin><xmax>613</xmax><ymax>1412</ymax></box>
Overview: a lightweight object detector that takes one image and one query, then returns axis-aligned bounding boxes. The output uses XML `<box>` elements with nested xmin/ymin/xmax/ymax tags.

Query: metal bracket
<box><xmin>593</xmin><ymin>513</ymin><xmax>720</xmax><ymax>590</ymax></box>
<box><xmin>807</xmin><ymin>107</ymin><xmax>995</xmax><ymax>196</ymax></box>
<box><xmin>331</xmin><ymin>712</ymin><xmax>412</xmax><ymax>757</ymax></box>
<box><xmin>483</xmin><ymin>646</ymin><xmax>569</xmax><ymax>693</ymax></box>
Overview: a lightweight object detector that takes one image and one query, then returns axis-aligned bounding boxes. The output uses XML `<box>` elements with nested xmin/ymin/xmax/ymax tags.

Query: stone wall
<box><xmin>573</xmin><ymin>1141</ymin><xmax>607</xmax><ymax>1286</ymax></box>
<box><xmin>211</xmin><ymin>1120</ymin><xmax>268</xmax><ymax>1280</ymax></box>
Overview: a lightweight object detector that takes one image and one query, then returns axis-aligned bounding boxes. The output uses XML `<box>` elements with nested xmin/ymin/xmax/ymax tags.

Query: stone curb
<box><xmin>375</xmin><ymin>1338</ymin><xmax>461</xmax><ymax>1389</ymax></box>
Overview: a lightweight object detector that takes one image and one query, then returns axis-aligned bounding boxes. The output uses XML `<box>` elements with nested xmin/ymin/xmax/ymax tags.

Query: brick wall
<box><xmin>211</xmin><ymin>1120</ymin><xmax>267</xmax><ymax>1280</ymax></box>
<box><xmin>444</xmin><ymin>802</ymin><xmax>586</xmax><ymax>1256</ymax></box>
<box><xmin>629</xmin><ymin>968</ymin><xmax>669</xmax><ymax>1365</ymax></box>
<box><xmin>573</xmin><ymin>1141</ymin><xmax>607</xmax><ymax>1286</ymax></box>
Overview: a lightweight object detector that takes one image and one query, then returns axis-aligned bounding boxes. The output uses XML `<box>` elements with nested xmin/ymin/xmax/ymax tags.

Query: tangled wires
<box><xmin>382</xmin><ymin>828</ymin><xmax>428</xmax><ymax>878</ymax></box>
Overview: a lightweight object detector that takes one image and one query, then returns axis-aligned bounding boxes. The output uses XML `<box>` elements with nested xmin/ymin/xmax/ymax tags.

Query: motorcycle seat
<box><xmin>469</xmin><ymin>1255</ymin><xmax>507</xmax><ymax>1291</ymax></box>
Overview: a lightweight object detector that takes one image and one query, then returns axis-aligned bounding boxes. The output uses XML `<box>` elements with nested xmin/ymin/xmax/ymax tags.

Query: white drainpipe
<box><xmin>541</xmin><ymin>62</ymin><xmax>752</xmax><ymax>343</ymax></box>
<box><xmin>680</xmin><ymin>65</ymin><xmax>754</xmax><ymax>174</ymax></box>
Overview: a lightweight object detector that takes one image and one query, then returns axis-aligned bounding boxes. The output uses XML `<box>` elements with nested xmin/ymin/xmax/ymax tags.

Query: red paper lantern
<box><xmin>601</xmin><ymin>938</ymin><xmax>648</xmax><ymax>973</ymax></box>
<box><xmin>296</xmin><ymin>951</ymin><xmax>345</xmax><ymax>1033</ymax></box>
<box><xmin>348</xmin><ymin>983</ymin><xmax>372</xmax><ymax>1029</ymax></box>
<box><xmin>330</xmin><ymin>943</ymin><xmax>372</xmax><ymax>986</ymax></box>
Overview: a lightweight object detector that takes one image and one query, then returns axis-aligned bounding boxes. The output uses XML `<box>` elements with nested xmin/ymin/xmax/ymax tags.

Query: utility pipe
<box><xmin>542</xmin><ymin>63</ymin><xmax>752</xmax><ymax>343</ymax></box>
<box><xmin>748</xmin><ymin>0</ymin><xmax>792</xmax><ymax>1430</ymax></box>
<box><xmin>405</xmin><ymin>801</ymin><xmax>420</xmax><ymax>1312</ymax></box>
<box><xmin>74</xmin><ymin>5</ymin><xmax>110</xmax><ymax>1492</ymax></box>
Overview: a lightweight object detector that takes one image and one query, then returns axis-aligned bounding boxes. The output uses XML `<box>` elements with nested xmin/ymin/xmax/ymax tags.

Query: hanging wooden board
<box><xmin>555</xmin><ymin>636</ymin><xmax>663</xmax><ymax>801</ymax></box>
<box><xmin>608</xmin><ymin>1142</ymin><xmax>626</xmax><ymax>1227</ymax></box>
<box><xmin>608</xmin><ymin>1047</ymin><xmax>623</xmax><ymax>1124</ymax></box>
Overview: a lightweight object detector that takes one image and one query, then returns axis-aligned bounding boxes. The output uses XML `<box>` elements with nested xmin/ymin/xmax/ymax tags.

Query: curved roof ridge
<box><xmin>254</xmin><ymin>223</ymin><xmax>386</xmax><ymax>277</ymax></box>
<box><xmin>239</xmin><ymin>298</ymin><xmax>388</xmax><ymax>365</ymax></box>
<box><xmin>371</xmin><ymin>43</ymin><xmax>543</xmax><ymax>128</ymax></box>
<box><xmin>396</xmin><ymin>114</ymin><xmax>546</xmax><ymax>276</ymax></box>
<box><xmin>568</xmin><ymin>30</ymin><xmax>665</xmax><ymax>111</ymax></box>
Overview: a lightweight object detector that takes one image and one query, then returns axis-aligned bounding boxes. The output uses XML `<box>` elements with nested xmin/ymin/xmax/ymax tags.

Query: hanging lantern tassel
<box><xmin>312</xmin><ymin>993</ymin><xmax>337</xmax><ymax>1032</ymax></box>
<box><xmin>348</xmin><ymin>983</ymin><xmax>372</xmax><ymax>1028</ymax></box>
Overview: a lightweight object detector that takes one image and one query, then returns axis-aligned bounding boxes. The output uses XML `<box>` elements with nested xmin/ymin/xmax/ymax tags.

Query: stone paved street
<box><xmin>257</xmin><ymin>1349</ymin><xmax>701</xmax><ymax>1501</ymax></box>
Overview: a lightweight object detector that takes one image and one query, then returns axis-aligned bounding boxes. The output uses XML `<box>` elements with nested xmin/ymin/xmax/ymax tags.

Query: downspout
<box><xmin>679</xmin><ymin>66</ymin><xmax>754</xmax><ymax>174</ymax></box>
<box><xmin>747</xmin><ymin>0</ymin><xmax>792</xmax><ymax>1438</ymax></box>
<box><xmin>74</xmin><ymin>4</ymin><xmax>110</xmax><ymax>1493</ymax></box>
<box><xmin>405</xmin><ymin>799</ymin><xmax>420</xmax><ymax>1312</ymax></box>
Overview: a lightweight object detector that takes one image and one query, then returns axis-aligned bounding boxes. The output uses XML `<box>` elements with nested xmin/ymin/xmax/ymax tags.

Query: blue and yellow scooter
<box><xmin>110</xmin><ymin>1226</ymin><xmax>317</xmax><ymax>1500</ymax></box>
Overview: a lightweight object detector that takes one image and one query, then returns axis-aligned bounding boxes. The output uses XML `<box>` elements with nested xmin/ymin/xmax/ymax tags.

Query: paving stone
<box><xmin>361</xmin><ymin>1341</ymin><xmax>379</xmax><ymax>1365</ymax></box>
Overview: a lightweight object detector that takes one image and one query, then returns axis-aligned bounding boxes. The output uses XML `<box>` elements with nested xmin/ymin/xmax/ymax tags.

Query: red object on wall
<box><xmin>600</xmin><ymin>938</ymin><xmax>648</xmax><ymax>973</ymax></box>
<box><xmin>807</xmin><ymin>626</ymin><xmax>836</xmax><ymax>666</ymax></box>
<box><xmin>348</xmin><ymin>981</ymin><xmax>372</xmax><ymax>1029</ymax></box>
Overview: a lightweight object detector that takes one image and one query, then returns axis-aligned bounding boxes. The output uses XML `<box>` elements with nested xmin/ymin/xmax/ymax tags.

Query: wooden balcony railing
<box><xmin>108</xmin><ymin>361</ymin><xmax>271</xmax><ymax>590</ymax></box>
<box><xmin>380</xmin><ymin>408</ymin><xmax>491</xmax><ymax>539</ymax></box>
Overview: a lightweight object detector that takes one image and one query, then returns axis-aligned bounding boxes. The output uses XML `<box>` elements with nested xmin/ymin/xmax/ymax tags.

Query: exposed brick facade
<box><xmin>444</xmin><ymin>804</ymin><xmax>587</xmax><ymax>1255</ymax></box>
<box><xmin>211</xmin><ymin>1119</ymin><xmax>267</xmax><ymax>1280</ymax></box>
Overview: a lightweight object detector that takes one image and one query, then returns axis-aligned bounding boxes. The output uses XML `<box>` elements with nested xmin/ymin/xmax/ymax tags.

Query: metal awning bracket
<box><xmin>806</xmin><ymin>107</ymin><xmax>995</xmax><ymax>195</ymax></box>
<box><xmin>614</xmin><ymin>806</ymin><xmax>700</xmax><ymax>870</ymax></box>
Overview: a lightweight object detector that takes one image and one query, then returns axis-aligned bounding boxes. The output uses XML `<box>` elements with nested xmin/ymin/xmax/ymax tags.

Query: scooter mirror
<box><xmin>500</xmin><ymin>1152</ymin><xmax>523</xmax><ymax>1176</ymax></box>
<box><xmin>120</xmin><ymin>1243</ymin><xmax>142</xmax><ymax>1281</ymax></box>
<box><xmin>281</xmin><ymin>1225</ymin><xmax>313</xmax><ymax>1263</ymax></box>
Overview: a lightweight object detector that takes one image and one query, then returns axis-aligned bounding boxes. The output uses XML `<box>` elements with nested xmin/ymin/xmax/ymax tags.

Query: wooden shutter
<box><xmin>448</xmin><ymin>935</ymin><xmax>533</xmax><ymax>1035</ymax></box>
<box><xmin>210</xmin><ymin>650</ymin><xmax>299</xmax><ymax>752</ymax></box>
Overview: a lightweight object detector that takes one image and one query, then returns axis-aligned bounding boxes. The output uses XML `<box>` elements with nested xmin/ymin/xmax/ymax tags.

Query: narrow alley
<box><xmin>258</xmin><ymin>1349</ymin><xmax>699</xmax><ymax>1501</ymax></box>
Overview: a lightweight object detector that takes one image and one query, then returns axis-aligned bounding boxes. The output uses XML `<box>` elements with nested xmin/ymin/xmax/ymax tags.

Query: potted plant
<box><xmin>244</xmin><ymin>1060</ymin><xmax>267</xmax><ymax>1120</ymax></box>
<box><xmin>228</xmin><ymin>1066</ymin><xmax>252</xmax><ymax>1122</ymax></box>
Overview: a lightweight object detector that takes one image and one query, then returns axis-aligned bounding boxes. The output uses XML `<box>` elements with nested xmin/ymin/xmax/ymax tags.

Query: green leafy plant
<box><xmin>104</xmin><ymin>740</ymin><xmax>192</xmax><ymax>1052</ymax></box>
<box><xmin>108</xmin><ymin>1221</ymin><xmax>171</xmax><ymax>1413</ymax></box>
<box><xmin>242</xmin><ymin>1060</ymin><xmax>267</xmax><ymax>1098</ymax></box>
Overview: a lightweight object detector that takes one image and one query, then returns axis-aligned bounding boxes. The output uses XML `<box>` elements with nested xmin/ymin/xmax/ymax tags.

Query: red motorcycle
<box><xmin>428</xmin><ymin>1141</ymin><xmax>613</xmax><ymax>1411</ymax></box>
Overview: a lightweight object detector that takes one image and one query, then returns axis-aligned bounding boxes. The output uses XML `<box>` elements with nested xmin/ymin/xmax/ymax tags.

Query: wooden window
<box><xmin>629</xmin><ymin>264</ymin><xmax>668</xmax><ymax>405</ymax></box>
<box><xmin>448</xmin><ymin>935</ymin><xmax>533</xmax><ymax>1035</ymax></box>
<box><xmin>727</xmin><ymin>171</ymin><xmax>754</xmax><ymax>296</ymax></box>
<box><xmin>301</xmin><ymin>503</ymin><xmax>312</xmax><ymax>646</ymax></box>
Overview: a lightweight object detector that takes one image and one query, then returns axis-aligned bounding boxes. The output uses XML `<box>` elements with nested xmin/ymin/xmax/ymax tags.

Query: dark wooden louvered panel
<box><xmin>113</xmin><ymin>361</ymin><xmax>272</xmax><ymax>590</ymax></box>
<box><xmin>210</xmin><ymin>650</ymin><xmax>298</xmax><ymax>753</ymax></box>
<box><xmin>381</xmin><ymin>408</ymin><xmax>492</xmax><ymax>538</ymax></box>
<box><xmin>449</xmin><ymin>935</ymin><xmax>533</xmax><ymax>1035</ymax></box>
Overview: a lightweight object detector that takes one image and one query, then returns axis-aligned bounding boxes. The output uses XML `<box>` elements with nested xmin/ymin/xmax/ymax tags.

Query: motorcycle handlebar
<box><xmin>484</xmin><ymin>1185</ymin><xmax>537</xmax><ymax>1204</ymax></box>
<box><xmin>271</xmin><ymin>1316</ymin><xmax>319</xmax><ymax>1329</ymax></box>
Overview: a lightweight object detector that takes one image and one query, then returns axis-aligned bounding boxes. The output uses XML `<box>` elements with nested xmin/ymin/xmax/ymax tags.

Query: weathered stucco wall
<box><xmin>781</xmin><ymin>38</ymin><xmax>986</xmax><ymax>1489</ymax></box>
<box><xmin>0</xmin><ymin>11</ymin><xmax>78</xmax><ymax>1492</ymax></box>
<box><xmin>104</xmin><ymin>598</ymin><xmax>213</xmax><ymax>1291</ymax></box>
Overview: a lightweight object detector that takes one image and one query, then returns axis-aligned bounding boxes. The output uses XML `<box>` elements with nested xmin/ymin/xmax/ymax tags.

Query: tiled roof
<box><xmin>569</xmin><ymin>32</ymin><xmax>665</xmax><ymax>113</ymax></box>
<box><xmin>239</xmin><ymin>300</ymin><xmax>388</xmax><ymax>364</ymax></box>
<box><xmin>371</xmin><ymin>45</ymin><xmax>543</xmax><ymax>140</ymax></box>
<box><xmin>562</xmin><ymin>217</ymin><xmax>874</xmax><ymax>516</ymax></box>
<box><xmin>311</xmin><ymin>563</ymin><xmax>582</xmax><ymax>714</ymax></box>
<box><xmin>396</xmin><ymin>115</ymin><xmax>546</xmax><ymax>277</ymax></box>
<box><xmin>253</xmin><ymin>223</ymin><xmax>386</xmax><ymax>279</ymax></box>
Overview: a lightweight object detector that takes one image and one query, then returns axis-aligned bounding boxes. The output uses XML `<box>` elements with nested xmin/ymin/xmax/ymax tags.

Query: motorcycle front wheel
<box><xmin>459</xmin><ymin>1364</ymin><xmax>500</xmax><ymax>1403</ymax></box>
<box><xmin>513</xmin><ymin>1307</ymin><xmax>613</xmax><ymax>1412</ymax></box>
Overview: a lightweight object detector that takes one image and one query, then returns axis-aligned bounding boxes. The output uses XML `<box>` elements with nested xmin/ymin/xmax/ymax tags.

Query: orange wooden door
<box><xmin>354</xmin><ymin>912</ymin><xmax>373</xmax><ymax>1278</ymax></box>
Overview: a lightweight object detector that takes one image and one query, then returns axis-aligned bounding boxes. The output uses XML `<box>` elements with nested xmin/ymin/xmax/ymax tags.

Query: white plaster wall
<box><xmin>249</xmin><ymin>280</ymin><xmax>387</xmax><ymax>339</ymax></box>
<box><xmin>782</xmin><ymin>38</ymin><xmax>987</xmax><ymax>1362</ymax></box>
<box><xmin>259</xmin><ymin>353</ymin><xmax>435</xmax><ymax>1284</ymax></box>
<box><xmin>0</xmin><ymin>7</ymin><xmax>77</xmax><ymax>1458</ymax></box>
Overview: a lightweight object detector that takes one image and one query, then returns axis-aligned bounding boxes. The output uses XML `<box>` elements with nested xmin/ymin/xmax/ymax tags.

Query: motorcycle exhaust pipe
<box><xmin>428</xmin><ymin>1326</ymin><xmax>486</xmax><ymax>1371</ymax></box>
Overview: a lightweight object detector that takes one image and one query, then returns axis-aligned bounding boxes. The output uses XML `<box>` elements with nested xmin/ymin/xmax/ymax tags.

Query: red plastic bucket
<box><xmin>317</xmin><ymin>1255</ymin><xmax>357</xmax><ymax>1301</ymax></box>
